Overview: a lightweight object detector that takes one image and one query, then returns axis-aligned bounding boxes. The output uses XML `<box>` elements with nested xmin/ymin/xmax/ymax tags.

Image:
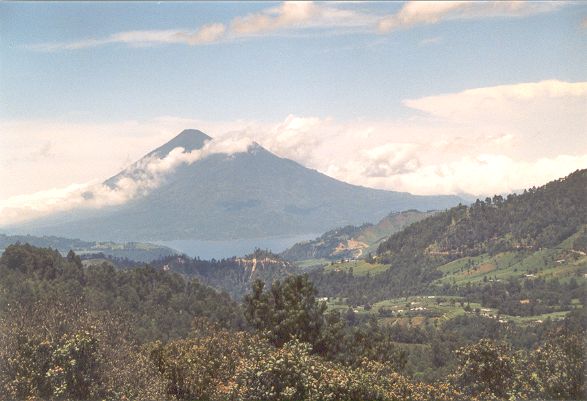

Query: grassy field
<box><xmin>324</xmin><ymin>259</ymin><xmax>389</xmax><ymax>276</ymax></box>
<box><xmin>325</xmin><ymin>294</ymin><xmax>580</xmax><ymax>329</ymax></box>
<box><xmin>295</xmin><ymin>258</ymin><xmax>331</xmax><ymax>270</ymax></box>
<box><xmin>434</xmin><ymin>246</ymin><xmax>587</xmax><ymax>286</ymax></box>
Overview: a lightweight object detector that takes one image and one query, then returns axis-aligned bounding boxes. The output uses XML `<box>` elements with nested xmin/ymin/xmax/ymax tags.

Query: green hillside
<box><xmin>282</xmin><ymin>210</ymin><xmax>436</xmax><ymax>266</ymax></box>
<box><xmin>311</xmin><ymin>169</ymin><xmax>587</xmax><ymax>306</ymax></box>
<box><xmin>152</xmin><ymin>249</ymin><xmax>298</xmax><ymax>300</ymax></box>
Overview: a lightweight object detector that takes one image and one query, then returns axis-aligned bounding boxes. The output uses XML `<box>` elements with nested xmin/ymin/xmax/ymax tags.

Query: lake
<box><xmin>156</xmin><ymin>233</ymin><xmax>319</xmax><ymax>260</ymax></box>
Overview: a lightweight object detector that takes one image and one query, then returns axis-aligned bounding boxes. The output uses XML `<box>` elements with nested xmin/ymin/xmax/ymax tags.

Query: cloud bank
<box><xmin>1</xmin><ymin>79</ymin><xmax>585</xmax><ymax>226</ymax></box>
<box><xmin>223</xmin><ymin>79</ymin><xmax>586</xmax><ymax>196</ymax></box>
<box><xmin>29</xmin><ymin>1</ymin><xmax>565</xmax><ymax>51</ymax></box>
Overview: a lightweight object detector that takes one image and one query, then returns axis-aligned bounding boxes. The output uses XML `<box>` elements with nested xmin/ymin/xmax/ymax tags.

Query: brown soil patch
<box><xmin>464</xmin><ymin>263</ymin><xmax>495</xmax><ymax>276</ymax></box>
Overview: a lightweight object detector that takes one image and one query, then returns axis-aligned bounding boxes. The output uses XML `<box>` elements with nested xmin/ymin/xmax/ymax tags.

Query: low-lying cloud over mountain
<box><xmin>0</xmin><ymin>132</ymin><xmax>253</xmax><ymax>226</ymax></box>
<box><xmin>3</xmin><ymin>130</ymin><xmax>463</xmax><ymax>241</ymax></box>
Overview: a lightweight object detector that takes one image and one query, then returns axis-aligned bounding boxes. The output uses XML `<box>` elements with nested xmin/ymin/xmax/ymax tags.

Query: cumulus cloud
<box><xmin>2</xmin><ymin>79</ymin><xmax>586</xmax><ymax>225</ymax></box>
<box><xmin>403</xmin><ymin>80</ymin><xmax>587</xmax><ymax>158</ymax></box>
<box><xmin>219</xmin><ymin>80</ymin><xmax>587</xmax><ymax>197</ymax></box>
<box><xmin>0</xmin><ymin>136</ymin><xmax>253</xmax><ymax>225</ymax></box>
<box><xmin>378</xmin><ymin>1</ymin><xmax>564</xmax><ymax>33</ymax></box>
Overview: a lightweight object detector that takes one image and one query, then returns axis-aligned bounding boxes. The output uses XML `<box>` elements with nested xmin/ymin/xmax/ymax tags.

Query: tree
<box><xmin>244</xmin><ymin>275</ymin><xmax>327</xmax><ymax>348</ymax></box>
<box><xmin>0</xmin><ymin>301</ymin><xmax>166</xmax><ymax>401</ymax></box>
<box><xmin>527</xmin><ymin>328</ymin><xmax>586</xmax><ymax>400</ymax></box>
<box><xmin>451</xmin><ymin>339</ymin><xmax>519</xmax><ymax>399</ymax></box>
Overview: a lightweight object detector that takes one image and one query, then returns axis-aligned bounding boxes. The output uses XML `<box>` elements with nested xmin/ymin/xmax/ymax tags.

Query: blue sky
<box><xmin>2</xmin><ymin>1</ymin><xmax>585</xmax><ymax>122</ymax></box>
<box><xmin>0</xmin><ymin>1</ymin><xmax>586</xmax><ymax>224</ymax></box>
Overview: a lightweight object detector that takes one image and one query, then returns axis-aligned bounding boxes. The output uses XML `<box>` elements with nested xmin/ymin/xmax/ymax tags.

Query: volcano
<box><xmin>8</xmin><ymin>129</ymin><xmax>464</xmax><ymax>241</ymax></box>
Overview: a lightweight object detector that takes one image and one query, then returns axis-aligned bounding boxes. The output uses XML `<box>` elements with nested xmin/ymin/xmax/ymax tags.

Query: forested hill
<box><xmin>153</xmin><ymin>249</ymin><xmax>297</xmax><ymax>300</ymax></box>
<box><xmin>312</xmin><ymin>169</ymin><xmax>587</xmax><ymax>304</ymax></box>
<box><xmin>0</xmin><ymin>233</ymin><xmax>177</xmax><ymax>262</ymax></box>
<box><xmin>0</xmin><ymin>244</ymin><xmax>243</xmax><ymax>341</ymax></box>
<box><xmin>378</xmin><ymin>169</ymin><xmax>587</xmax><ymax>258</ymax></box>
<box><xmin>282</xmin><ymin>210</ymin><xmax>436</xmax><ymax>263</ymax></box>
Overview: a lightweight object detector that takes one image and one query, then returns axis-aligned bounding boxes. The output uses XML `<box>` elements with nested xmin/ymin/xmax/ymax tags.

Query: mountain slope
<box><xmin>281</xmin><ymin>210</ymin><xmax>436</xmax><ymax>263</ymax></box>
<box><xmin>9</xmin><ymin>129</ymin><xmax>463</xmax><ymax>242</ymax></box>
<box><xmin>153</xmin><ymin>249</ymin><xmax>297</xmax><ymax>300</ymax></box>
<box><xmin>310</xmin><ymin>169</ymin><xmax>587</xmax><ymax>305</ymax></box>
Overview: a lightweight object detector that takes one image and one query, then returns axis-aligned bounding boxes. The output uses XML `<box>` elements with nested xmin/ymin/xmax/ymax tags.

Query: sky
<box><xmin>1</xmin><ymin>1</ymin><xmax>586</xmax><ymax>225</ymax></box>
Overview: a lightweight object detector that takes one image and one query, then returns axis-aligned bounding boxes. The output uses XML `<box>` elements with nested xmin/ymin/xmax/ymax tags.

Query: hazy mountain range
<box><xmin>0</xmin><ymin>234</ymin><xmax>177</xmax><ymax>263</ymax></box>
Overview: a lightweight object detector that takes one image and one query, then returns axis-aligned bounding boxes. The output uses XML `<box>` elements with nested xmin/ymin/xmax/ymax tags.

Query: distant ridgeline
<box><xmin>0</xmin><ymin>234</ymin><xmax>177</xmax><ymax>263</ymax></box>
<box><xmin>311</xmin><ymin>169</ymin><xmax>587</xmax><ymax>305</ymax></box>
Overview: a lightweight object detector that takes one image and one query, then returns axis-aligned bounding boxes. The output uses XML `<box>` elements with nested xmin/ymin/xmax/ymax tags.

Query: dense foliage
<box><xmin>0</xmin><ymin>244</ymin><xmax>585</xmax><ymax>400</ymax></box>
<box><xmin>379</xmin><ymin>169</ymin><xmax>587</xmax><ymax>256</ymax></box>
<box><xmin>0</xmin><ymin>244</ymin><xmax>243</xmax><ymax>342</ymax></box>
<box><xmin>0</xmin><ymin>301</ymin><xmax>167</xmax><ymax>400</ymax></box>
<box><xmin>154</xmin><ymin>249</ymin><xmax>296</xmax><ymax>300</ymax></box>
<box><xmin>1</xmin><ymin>171</ymin><xmax>586</xmax><ymax>400</ymax></box>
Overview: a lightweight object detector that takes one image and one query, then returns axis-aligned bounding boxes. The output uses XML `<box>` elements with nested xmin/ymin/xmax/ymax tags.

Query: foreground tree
<box><xmin>451</xmin><ymin>339</ymin><xmax>520</xmax><ymax>400</ymax></box>
<box><xmin>0</xmin><ymin>301</ymin><xmax>166</xmax><ymax>401</ymax></box>
<box><xmin>527</xmin><ymin>327</ymin><xmax>586</xmax><ymax>400</ymax></box>
<box><xmin>244</xmin><ymin>275</ymin><xmax>327</xmax><ymax>347</ymax></box>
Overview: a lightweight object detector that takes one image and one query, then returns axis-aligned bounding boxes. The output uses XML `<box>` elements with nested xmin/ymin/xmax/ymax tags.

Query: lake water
<box><xmin>156</xmin><ymin>233</ymin><xmax>319</xmax><ymax>260</ymax></box>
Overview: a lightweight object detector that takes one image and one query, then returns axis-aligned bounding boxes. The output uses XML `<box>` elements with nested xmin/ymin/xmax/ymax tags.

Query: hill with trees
<box><xmin>311</xmin><ymin>169</ymin><xmax>587</xmax><ymax>305</ymax></box>
<box><xmin>0</xmin><ymin>243</ymin><xmax>242</xmax><ymax>343</ymax></box>
<box><xmin>152</xmin><ymin>249</ymin><xmax>297</xmax><ymax>300</ymax></box>
<box><xmin>281</xmin><ymin>210</ymin><xmax>435</xmax><ymax>264</ymax></box>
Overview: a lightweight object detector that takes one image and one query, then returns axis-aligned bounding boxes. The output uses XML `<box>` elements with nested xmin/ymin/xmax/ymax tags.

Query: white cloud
<box><xmin>0</xmin><ymin>117</ymin><xmax>249</xmax><ymax>199</ymax></box>
<box><xmin>230</xmin><ymin>2</ymin><xmax>375</xmax><ymax>35</ymax></box>
<box><xmin>29</xmin><ymin>24</ymin><xmax>227</xmax><ymax>51</ymax></box>
<box><xmin>0</xmin><ymin>136</ymin><xmax>253</xmax><ymax>225</ymax></box>
<box><xmin>28</xmin><ymin>1</ymin><xmax>567</xmax><ymax>51</ymax></box>
<box><xmin>2</xmin><ymin>79</ymin><xmax>586</xmax><ymax>225</ymax></box>
<box><xmin>30</xmin><ymin>2</ymin><xmax>375</xmax><ymax>51</ymax></box>
<box><xmin>403</xmin><ymin>80</ymin><xmax>587</xmax><ymax>158</ymax></box>
<box><xmin>217</xmin><ymin>80</ymin><xmax>587</xmax><ymax>197</ymax></box>
<box><xmin>378</xmin><ymin>1</ymin><xmax>564</xmax><ymax>33</ymax></box>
